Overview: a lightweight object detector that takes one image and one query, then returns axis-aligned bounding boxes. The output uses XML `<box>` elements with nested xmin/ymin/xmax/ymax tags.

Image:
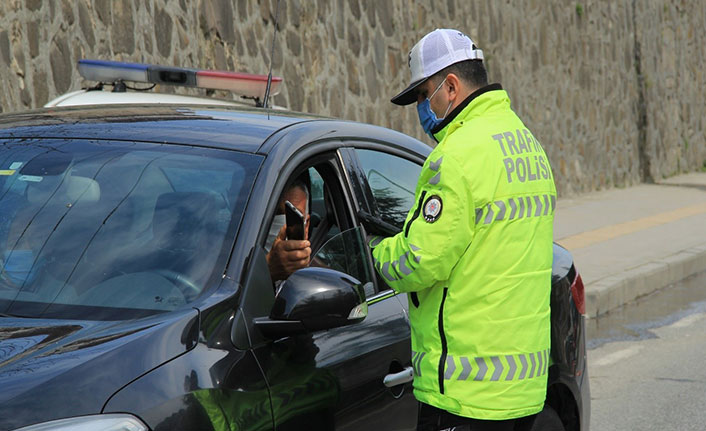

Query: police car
<box><xmin>0</xmin><ymin>60</ymin><xmax>589</xmax><ymax>431</ymax></box>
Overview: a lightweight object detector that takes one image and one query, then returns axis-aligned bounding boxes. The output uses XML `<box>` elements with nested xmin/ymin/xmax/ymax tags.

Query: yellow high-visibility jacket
<box><xmin>371</xmin><ymin>85</ymin><xmax>556</xmax><ymax>420</ymax></box>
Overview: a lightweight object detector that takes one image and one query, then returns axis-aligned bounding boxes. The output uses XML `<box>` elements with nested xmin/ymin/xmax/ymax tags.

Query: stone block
<box><xmin>111</xmin><ymin>0</ymin><xmax>134</xmax><ymax>55</ymax></box>
<box><xmin>260</xmin><ymin>0</ymin><xmax>271</xmax><ymax>23</ymax></box>
<box><xmin>376</xmin><ymin>1</ymin><xmax>393</xmax><ymax>37</ymax></box>
<box><xmin>289</xmin><ymin>0</ymin><xmax>301</xmax><ymax>28</ymax></box>
<box><xmin>328</xmin><ymin>23</ymin><xmax>337</xmax><ymax>49</ymax></box>
<box><xmin>286</xmin><ymin>74</ymin><xmax>304</xmax><ymax>112</ymax></box>
<box><xmin>27</xmin><ymin>20</ymin><xmax>39</xmax><ymax>58</ymax></box>
<box><xmin>329</xmin><ymin>84</ymin><xmax>343</xmax><ymax>118</ymax></box>
<box><xmin>0</xmin><ymin>31</ymin><xmax>10</xmax><ymax>66</ymax></box>
<box><xmin>199</xmin><ymin>1</ymin><xmax>216</xmax><ymax>36</ymax></box>
<box><xmin>33</xmin><ymin>69</ymin><xmax>48</xmax><ymax>106</ymax></box>
<box><xmin>94</xmin><ymin>0</ymin><xmax>111</xmax><ymax>25</ymax></box>
<box><xmin>272</xmin><ymin>37</ymin><xmax>283</xmax><ymax>69</ymax></box>
<box><xmin>11</xmin><ymin>36</ymin><xmax>26</xmax><ymax>80</ymax></box>
<box><xmin>316</xmin><ymin>0</ymin><xmax>330</xmax><ymax>23</ymax></box>
<box><xmin>234</xmin><ymin>0</ymin><xmax>247</xmax><ymax>18</ymax></box>
<box><xmin>364</xmin><ymin>0</ymin><xmax>375</xmax><ymax>28</ymax></box>
<box><xmin>286</xmin><ymin>29</ymin><xmax>301</xmax><ymax>57</ymax></box>
<box><xmin>178</xmin><ymin>23</ymin><xmax>190</xmax><ymax>51</ymax></box>
<box><xmin>360</xmin><ymin>25</ymin><xmax>369</xmax><ymax>56</ymax></box>
<box><xmin>346</xmin><ymin>57</ymin><xmax>360</xmax><ymax>96</ymax></box>
<box><xmin>215</xmin><ymin>1</ymin><xmax>236</xmax><ymax>44</ymax></box>
<box><xmin>347</xmin><ymin>18</ymin><xmax>360</xmax><ymax>56</ymax></box>
<box><xmin>275</xmin><ymin>0</ymin><xmax>288</xmax><ymax>27</ymax></box>
<box><xmin>349</xmin><ymin>0</ymin><xmax>360</xmax><ymax>20</ymax></box>
<box><xmin>364</xmin><ymin>56</ymin><xmax>378</xmax><ymax>100</ymax></box>
<box><xmin>235</xmin><ymin>29</ymin><xmax>245</xmax><ymax>57</ymax></box>
<box><xmin>244</xmin><ymin>28</ymin><xmax>258</xmax><ymax>57</ymax></box>
<box><xmin>25</xmin><ymin>0</ymin><xmax>42</xmax><ymax>12</ymax></box>
<box><xmin>155</xmin><ymin>7</ymin><xmax>173</xmax><ymax>57</ymax></box>
<box><xmin>78</xmin><ymin>0</ymin><xmax>95</xmax><ymax>47</ymax></box>
<box><xmin>335</xmin><ymin>0</ymin><xmax>344</xmax><ymax>40</ymax></box>
<box><xmin>373</xmin><ymin>28</ymin><xmax>384</xmax><ymax>74</ymax></box>
<box><xmin>20</xmin><ymin>87</ymin><xmax>31</xmax><ymax>107</ymax></box>
<box><xmin>214</xmin><ymin>42</ymin><xmax>227</xmax><ymax>71</ymax></box>
<box><xmin>61</xmin><ymin>0</ymin><xmax>74</xmax><ymax>26</ymax></box>
<box><xmin>143</xmin><ymin>30</ymin><xmax>153</xmax><ymax>55</ymax></box>
<box><xmin>50</xmin><ymin>35</ymin><xmax>71</xmax><ymax>94</ymax></box>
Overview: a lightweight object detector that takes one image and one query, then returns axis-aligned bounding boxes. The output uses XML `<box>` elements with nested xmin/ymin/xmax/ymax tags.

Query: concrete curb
<box><xmin>585</xmin><ymin>244</ymin><xmax>706</xmax><ymax>318</ymax></box>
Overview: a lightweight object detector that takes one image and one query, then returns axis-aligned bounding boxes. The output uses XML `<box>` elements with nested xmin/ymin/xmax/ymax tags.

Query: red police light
<box><xmin>77</xmin><ymin>59</ymin><xmax>282</xmax><ymax>100</ymax></box>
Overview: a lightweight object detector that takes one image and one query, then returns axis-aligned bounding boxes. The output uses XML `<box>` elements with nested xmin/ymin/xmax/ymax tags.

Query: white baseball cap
<box><xmin>391</xmin><ymin>29</ymin><xmax>484</xmax><ymax>106</ymax></box>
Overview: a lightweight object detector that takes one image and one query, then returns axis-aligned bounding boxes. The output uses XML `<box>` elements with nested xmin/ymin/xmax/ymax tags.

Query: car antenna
<box><xmin>262</xmin><ymin>0</ymin><xmax>281</xmax><ymax>109</ymax></box>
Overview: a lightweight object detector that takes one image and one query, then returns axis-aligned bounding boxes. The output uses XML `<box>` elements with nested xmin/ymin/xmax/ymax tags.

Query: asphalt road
<box><xmin>587</xmin><ymin>271</ymin><xmax>706</xmax><ymax>430</ymax></box>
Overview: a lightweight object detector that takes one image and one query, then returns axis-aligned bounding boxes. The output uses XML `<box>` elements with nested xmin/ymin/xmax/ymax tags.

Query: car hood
<box><xmin>0</xmin><ymin>308</ymin><xmax>199</xmax><ymax>431</ymax></box>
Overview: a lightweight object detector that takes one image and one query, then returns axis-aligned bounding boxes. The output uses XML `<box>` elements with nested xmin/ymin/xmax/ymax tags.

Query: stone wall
<box><xmin>0</xmin><ymin>0</ymin><xmax>704</xmax><ymax>196</ymax></box>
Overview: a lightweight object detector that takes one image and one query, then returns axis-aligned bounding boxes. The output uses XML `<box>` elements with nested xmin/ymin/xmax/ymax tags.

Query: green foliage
<box><xmin>576</xmin><ymin>3</ymin><xmax>584</xmax><ymax>17</ymax></box>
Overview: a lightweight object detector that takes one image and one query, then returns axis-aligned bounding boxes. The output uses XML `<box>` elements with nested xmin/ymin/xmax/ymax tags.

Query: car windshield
<box><xmin>0</xmin><ymin>139</ymin><xmax>261</xmax><ymax>320</ymax></box>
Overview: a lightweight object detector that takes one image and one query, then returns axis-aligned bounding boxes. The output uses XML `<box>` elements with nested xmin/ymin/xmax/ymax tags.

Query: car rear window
<box><xmin>0</xmin><ymin>139</ymin><xmax>261</xmax><ymax>320</ymax></box>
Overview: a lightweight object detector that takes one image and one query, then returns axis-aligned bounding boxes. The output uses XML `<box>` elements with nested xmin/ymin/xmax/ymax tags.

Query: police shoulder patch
<box><xmin>423</xmin><ymin>195</ymin><xmax>443</xmax><ymax>223</ymax></box>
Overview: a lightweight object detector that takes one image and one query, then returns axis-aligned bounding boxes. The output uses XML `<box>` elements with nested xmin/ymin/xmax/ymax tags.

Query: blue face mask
<box><xmin>416</xmin><ymin>78</ymin><xmax>452</xmax><ymax>139</ymax></box>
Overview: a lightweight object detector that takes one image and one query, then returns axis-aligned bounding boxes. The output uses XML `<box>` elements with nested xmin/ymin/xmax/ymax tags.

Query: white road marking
<box><xmin>592</xmin><ymin>345</ymin><xmax>643</xmax><ymax>367</ymax></box>
<box><xmin>667</xmin><ymin>312</ymin><xmax>706</xmax><ymax>329</ymax></box>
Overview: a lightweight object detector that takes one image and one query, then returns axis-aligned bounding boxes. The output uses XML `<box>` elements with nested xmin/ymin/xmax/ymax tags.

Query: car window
<box><xmin>0</xmin><ymin>139</ymin><xmax>261</xmax><ymax>320</ymax></box>
<box><xmin>308</xmin><ymin>166</ymin><xmax>340</xmax><ymax>245</ymax></box>
<box><xmin>310</xmin><ymin>226</ymin><xmax>375</xmax><ymax>298</ymax></box>
<box><xmin>354</xmin><ymin>149</ymin><xmax>422</xmax><ymax>230</ymax></box>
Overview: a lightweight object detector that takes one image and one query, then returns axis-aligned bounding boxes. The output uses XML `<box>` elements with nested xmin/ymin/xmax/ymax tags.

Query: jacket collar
<box><xmin>431</xmin><ymin>83</ymin><xmax>504</xmax><ymax>143</ymax></box>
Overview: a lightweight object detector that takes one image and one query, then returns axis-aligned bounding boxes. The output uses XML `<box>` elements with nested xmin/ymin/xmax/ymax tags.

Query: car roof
<box><xmin>0</xmin><ymin>104</ymin><xmax>315</xmax><ymax>153</ymax></box>
<box><xmin>0</xmin><ymin>104</ymin><xmax>431</xmax><ymax>159</ymax></box>
<box><xmin>43</xmin><ymin>89</ymin><xmax>247</xmax><ymax>108</ymax></box>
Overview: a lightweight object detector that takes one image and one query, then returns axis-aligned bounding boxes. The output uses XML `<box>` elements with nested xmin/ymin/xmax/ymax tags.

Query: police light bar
<box><xmin>77</xmin><ymin>59</ymin><xmax>282</xmax><ymax>100</ymax></box>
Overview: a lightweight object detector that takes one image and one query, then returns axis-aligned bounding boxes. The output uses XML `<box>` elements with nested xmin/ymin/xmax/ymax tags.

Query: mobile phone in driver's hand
<box><xmin>284</xmin><ymin>200</ymin><xmax>305</xmax><ymax>240</ymax></box>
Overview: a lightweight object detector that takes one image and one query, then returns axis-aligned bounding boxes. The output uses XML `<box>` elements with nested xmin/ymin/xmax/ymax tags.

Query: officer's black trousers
<box><xmin>417</xmin><ymin>403</ymin><xmax>538</xmax><ymax>431</ymax></box>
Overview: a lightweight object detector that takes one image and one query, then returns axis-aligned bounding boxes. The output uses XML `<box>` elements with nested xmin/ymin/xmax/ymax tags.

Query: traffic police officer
<box><xmin>370</xmin><ymin>29</ymin><xmax>557</xmax><ymax>430</ymax></box>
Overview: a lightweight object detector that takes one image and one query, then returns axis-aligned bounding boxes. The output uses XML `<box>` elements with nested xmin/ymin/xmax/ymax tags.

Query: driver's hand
<box><xmin>266</xmin><ymin>225</ymin><xmax>311</xmax><ymax>282</ymax></box>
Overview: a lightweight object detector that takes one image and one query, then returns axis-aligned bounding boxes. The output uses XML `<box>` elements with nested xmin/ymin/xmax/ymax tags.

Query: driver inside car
<box><xmin>265</xmin><ymin>178</ymin><xmax>312</xmax><ymax>282</ymax></box>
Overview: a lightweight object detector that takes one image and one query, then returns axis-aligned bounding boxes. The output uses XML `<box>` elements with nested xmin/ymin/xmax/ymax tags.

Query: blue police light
<box><xmin>77</xmin><ymin>59</ymin><xmax>282</xmax><ymax>100</ymax></box>
<box><xmin>78</xmin><ymin>59</ymin><xmax>150</xmax><ymax>83</ymax></box>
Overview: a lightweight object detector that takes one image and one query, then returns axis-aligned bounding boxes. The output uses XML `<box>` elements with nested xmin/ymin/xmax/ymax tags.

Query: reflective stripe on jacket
<box><xmin>371</xmin><ymin>85</ymin><xmax>556</xmax><ymax>420</ymax></box>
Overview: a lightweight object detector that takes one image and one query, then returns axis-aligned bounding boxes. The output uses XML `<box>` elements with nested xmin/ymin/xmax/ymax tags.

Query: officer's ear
<box><xmin>445</xmin><ymin>73</ymin><xmax>461</xmax><ymax>103</ymax></box>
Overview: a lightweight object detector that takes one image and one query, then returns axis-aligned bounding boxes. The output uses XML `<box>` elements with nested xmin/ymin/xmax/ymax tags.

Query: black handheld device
<box><xmin>284</xmin><ymin>200</ymin><xmax>305</xmax><ymax>240</ymax></box>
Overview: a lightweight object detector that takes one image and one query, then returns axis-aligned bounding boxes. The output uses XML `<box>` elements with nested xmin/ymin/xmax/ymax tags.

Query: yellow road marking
<box><xmin>558</xmin><ymin>201</ymin><xmax>706</xmax><ymax>250</ymax></box>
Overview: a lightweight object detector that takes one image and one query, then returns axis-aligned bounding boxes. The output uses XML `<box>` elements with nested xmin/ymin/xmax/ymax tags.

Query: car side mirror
<box><xmin>253</xmin><ymin>267</ymin><xmax>368</xmax><ymax>339</ymax></box>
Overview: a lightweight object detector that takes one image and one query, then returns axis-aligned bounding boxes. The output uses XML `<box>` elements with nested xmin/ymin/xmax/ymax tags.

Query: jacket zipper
<box><xmin>437</xmin><ymin>287</ymin><xmax>449</xmax><ymax>394</ymax></box>
<box><xmin>404</xmin><ymin>191</ymin><xmax>427</xmax><ymax>238</ymax></box>
<box><xmin>410</xmin><ymin>292</ymin><xmax>420</xmax><ymax>308</ymax></box>
<box><xmin>406</xmin><ymin>191</ymin><xmax>426</xmax><ymax>310</ymax></box>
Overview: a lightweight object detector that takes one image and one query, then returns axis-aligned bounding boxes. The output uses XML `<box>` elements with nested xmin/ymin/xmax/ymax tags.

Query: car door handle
<box><xmin>383</xmin><ymin>366</ymin><xmax>414</xmax><ymax>387</ymax></box>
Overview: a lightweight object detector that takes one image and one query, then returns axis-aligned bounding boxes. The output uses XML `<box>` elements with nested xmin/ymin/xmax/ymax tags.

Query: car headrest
<box><xmin>152</xmin><ymin>192</ymin><xmax>221</xmax><ymax>243</ymax></box>
<box><xmin>65</xmin><ymin>175</ymin><xmax>101</xmax><ymax>203</ymax></box>
<box><xmin>26</xmin><ymin>174</ymin><xmax>101</xmax><ymax>205</ymax></box>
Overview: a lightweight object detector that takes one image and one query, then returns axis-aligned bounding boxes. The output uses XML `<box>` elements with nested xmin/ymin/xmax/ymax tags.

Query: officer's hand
<box><xmin>367</xmin><ymin>234</ymin><xmax>383</xmax><ymax>249</ymax></box>
<box><xmin>267</xmin><ymin>226</ymin><xmax>311</xmax><ymax>282</ymax></box>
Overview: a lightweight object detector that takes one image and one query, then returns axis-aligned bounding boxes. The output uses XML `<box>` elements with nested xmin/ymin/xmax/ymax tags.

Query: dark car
<box><xmin>0</xmin><ymin>104</ymin><xmax>588</xmax><ymax>431</ymax></box>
